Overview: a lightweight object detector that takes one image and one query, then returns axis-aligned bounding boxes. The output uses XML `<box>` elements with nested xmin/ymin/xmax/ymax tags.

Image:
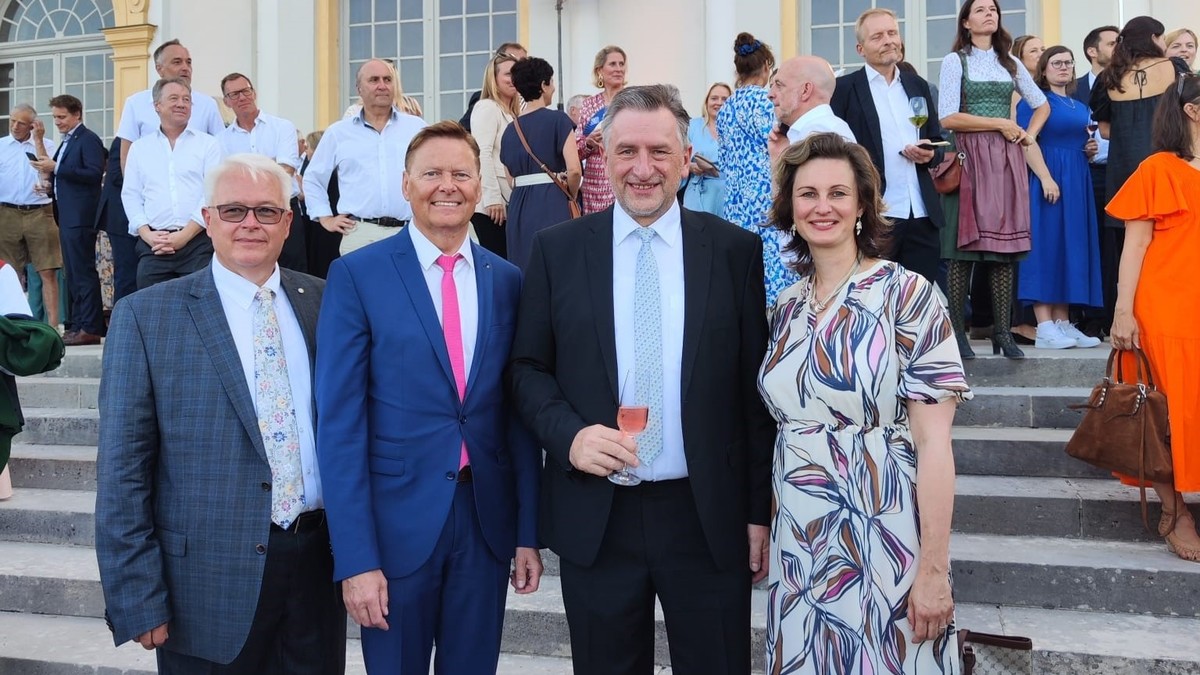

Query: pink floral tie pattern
<box><xmin>253</xmin><ymin>287</ymin><xmax>305</xmax><ymax>528</ymax></box>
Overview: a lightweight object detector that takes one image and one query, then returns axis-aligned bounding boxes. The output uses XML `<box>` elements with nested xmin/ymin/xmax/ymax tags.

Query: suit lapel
<box><xmin>391</xmin><ymin>227</ymin><xmax>458</xmax><ymax>395</ymax></box>
<box><xmin>853</xmin><ymin>72</ymin><xmax>886</xmax><ymax>162</ymax></box>
<box><xmin>185</xmin><ymin>267</ymin><xmax>266</xmax><ymax>460</ymax></box>
<box><xmin>679</xmin><ymin>211</ymin><xmax>711</xmax><ymax>398</ymax></box>
<box><xmin>466</xmin><ymin>242</ymin><xmax>494</xmax><ymax>400</ymax></box>
<box><xmin>586</xmin><ymin>214</ymin><xmax>619</xmax><ymax>400</ymax></box>
<box><xmin>279</xmin><ymin>268</ymin><xmax>318</xmax><ymax>367</ymax></box>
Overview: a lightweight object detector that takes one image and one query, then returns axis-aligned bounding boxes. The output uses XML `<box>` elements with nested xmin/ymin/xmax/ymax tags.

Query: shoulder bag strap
<box><xmin>958</xmin><ymin>51</ymin><xmax>969</xmax><ymax>113</ymax></box>
<box><xmin>511</xmin><ymin>115</ymin><xmax>574</xmax><ymax>204</ymax></box>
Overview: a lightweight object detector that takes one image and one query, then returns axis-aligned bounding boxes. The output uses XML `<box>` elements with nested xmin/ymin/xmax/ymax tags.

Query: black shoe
<box><xmin>991</xmin><ymin>332</ymin><xmax>1025</xmax><ymax>359</ymax></box>
<box><xmin>956</xmin><ymin>332</ymin><xmax>976</xmax><ymax>360</ymax></box>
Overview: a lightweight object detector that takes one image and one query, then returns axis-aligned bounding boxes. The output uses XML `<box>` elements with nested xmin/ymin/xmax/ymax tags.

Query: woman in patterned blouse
<box><xmin>576</xmin><ymin>45</ymin><xmax>627</xmax><ymax>214</ymax></box>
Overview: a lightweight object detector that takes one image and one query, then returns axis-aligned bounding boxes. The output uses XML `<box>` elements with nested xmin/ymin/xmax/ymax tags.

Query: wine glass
<box><xmin>908</xmin><ymin>97</ymin><xmax>929</xmax><ymax>130</ymax></box>
<box><xmin>1086</xmin><ymin>118</ymin><xmax>1100</xmax><ymax>136</ymax></box>
<box><xmin>610</xmin><ymin>371</ymin><xmax>646</xmax><ymax>486</ymax></box>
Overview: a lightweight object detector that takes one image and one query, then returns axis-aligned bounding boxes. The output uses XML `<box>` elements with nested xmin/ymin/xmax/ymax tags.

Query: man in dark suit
<box><xmin>95</xmin><ymin>154</ymin><xmax>346</xmax><ymax>673</ymax></box>
<box><xmin>831</xmin><ymin>8</ymin><xmax>945</xmax><ymax>287</ymax></box>
<box><xmin>508</xmin><ymin>84</ymin><xmax>775</xmax><ymax>674</ymax></box>
<box><xmin>316</xmin><ymin>121</ymin><xmax>541</xmax><ymax>674</ymax></box>
<box><xmin>30</xmin><ymin>95</ymin><xmax>106</xmax><ymax>345</ymax></box>
<box><xmin>94</xmin><ymin>136</ymin><xmax>138</xmax><ymax>304</ymax></box>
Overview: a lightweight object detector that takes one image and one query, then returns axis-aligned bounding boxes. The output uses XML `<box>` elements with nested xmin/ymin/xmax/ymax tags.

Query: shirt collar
<box><xmin>155</xmin><ymin>126</ymin><xmax>198</xmax><ymax>141</ymax></box>
<box><xmin>231</xmin><ymin>112</ymin><xmax>265</xmax><ymax>134</ymax></box>
<box><xmin>865</xmin><ymin>65</ymin><xmax>899</xmax><ymax>87</ymax></box>
<box><xmin>354</xmin><ymin>106</ymin><xmax>401</xmax><ymax>128</ymax></box>
<box><xmin>795</xmin><ymin>103</ymin><xmax>835</xmax><ymax>126</ymax></box>
<box><xmin>612</xmin><ymin>198</ymin><xmax>682</xmax><ymax>248</ymax></box>
<box><xmin>61</xmin><ymin>123</ymin><xmax>81</xmax><ymax>138</ymax></box>
<box><xmin>409</xmin><ymin>222</ymin><xmax>475</xmax><ymax>273</ymax></box>
<box><xmin>211</xmin><ymin>255</ymin><xmax>282</xmax><ymax>311</ymax></box>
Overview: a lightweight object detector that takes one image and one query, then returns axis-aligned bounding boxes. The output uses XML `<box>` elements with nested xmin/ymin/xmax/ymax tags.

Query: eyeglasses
<box><xmin>223</xmin><ymin>86</ymin><xmax>254</xmax><ymax>100</ymax></box>
<box><xmin>1178</xmin><ymin>72</ymin><xmax>1196</xmax><ymax>99</ymax></box>
<box><xmin>1047</xmin><ymin>59</ymin><xmax>1075</xmax><ymax>69</ymax></box>
<box><xmin>211</xmin><ymin>204</ymin><xmax>287</xmax><ymax>224</ymax></box>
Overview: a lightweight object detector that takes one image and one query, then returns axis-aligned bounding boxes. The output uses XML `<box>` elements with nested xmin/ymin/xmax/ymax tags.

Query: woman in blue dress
<box><xmin>1016</xmin><ymin>45</ymin><xmax>1104</xmax><ymax>349</ymax></box>
<box><xmin>717</xmin><ymin>32</ymin><xmax>798</xmax><ymax>307</ymax></box>
<box><xmin>683</xmin><ymin>82</ymin><xmax>730</xmax><ymax>216</ymax></box>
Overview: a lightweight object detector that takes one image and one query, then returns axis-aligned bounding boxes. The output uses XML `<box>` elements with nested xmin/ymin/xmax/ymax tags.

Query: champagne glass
<box><xmin>610</xmin><ymin>371</ymin><xmax>646</xmax><ymax>486</ymax></box>
<box><xmin>908</xmin><ymin>97</ymin><xmax>929</xmax><ymax>129</ymax></box>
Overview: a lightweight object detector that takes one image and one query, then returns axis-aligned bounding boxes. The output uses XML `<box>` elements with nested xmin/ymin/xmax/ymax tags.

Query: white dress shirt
<box><xmin>409</xmin><ymin>223</ymin><xmax>479</xmax><ymax>379</ymax></box>
<box><xmin>612</xmin><ymin>200</ymin><xmax>687</xmax><ymax>482</ymax></box>
<box><xmin>866</xmin><ymin>66</ymin><xmax>928</xmax><ymax>219</ymax></box>
<box><xmin>301</xmin><ymin>107</ymin><xmax>427</xmax><ymax>221</ymax></box>
<box><xmin>1086</xmin><ymin>72</ymin><xmax>1110</xmax><ymax>164</ymax></box>
<box><xmin>938</xmin><ymin>48</ymin><xmax>1047</xmax><ymax>120</ymax></box>
<box><xmin>787</xmin><ymin>103</ymin><xmax>857</xmax><ymax>145</ymax></box>
<box><xmin>115</xmin><ymin>88</ymin><xmax>225</xmax><ymax>142</ymax></box>
<box><xmin>211</xmin><ymin>258</ymin><xmax>323</xmax><ymax>510</ymax></box>
<box><xmin>0</xmin><ymin>135</ymin><xmax>54</xmax><ymax>205</ymax></box>
<box><xmin>122</xmin><ymin>127</ymin><xmax>222</xmax><ymax>234</ymax></box>
<box><xmin>218</xmin><ymin>111</ymin><xmax>302</xmax><ymax>196</ymax></box>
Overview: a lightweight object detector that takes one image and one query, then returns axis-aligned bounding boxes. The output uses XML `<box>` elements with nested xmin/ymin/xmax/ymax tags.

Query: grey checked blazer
<box><xmin>94</xmin><ymin>264</ymin><xmax>324</xmax><ymax>663</ymax></box>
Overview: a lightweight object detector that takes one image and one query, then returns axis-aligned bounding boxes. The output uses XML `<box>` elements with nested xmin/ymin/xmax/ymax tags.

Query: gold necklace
<box><xmin>809</xmin><ymin>252</ymin><xmax>864</xmax><ymax>313</ymax></box>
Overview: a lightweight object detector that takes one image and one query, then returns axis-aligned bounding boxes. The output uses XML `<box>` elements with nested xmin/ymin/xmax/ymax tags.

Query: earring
<box><xmin>855</xmin><ymin>219</ymin><xmax>863</xmax><ymax>235</ymax></box>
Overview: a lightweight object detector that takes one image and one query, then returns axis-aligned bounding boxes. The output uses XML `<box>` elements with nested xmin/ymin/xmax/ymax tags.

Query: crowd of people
<box><xmin>0</xmin><ymin>0</ymin><xmax>1196</xmax><ymax>672</ymax></box>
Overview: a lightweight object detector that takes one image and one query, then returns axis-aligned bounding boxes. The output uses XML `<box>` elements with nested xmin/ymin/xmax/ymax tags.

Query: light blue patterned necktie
<box><xmin>633</xmin><ymin>227</ymin><xmax>663</xmax><ymax>464</ymax></box>
<box><xmin>253</xmin><ymin>288</ymin><xmax>305</xmax><ymax>528</ymax></box>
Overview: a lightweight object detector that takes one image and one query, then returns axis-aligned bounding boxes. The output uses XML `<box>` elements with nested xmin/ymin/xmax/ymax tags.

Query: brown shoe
<box><xmin>62</xmin><ymin>330</ymin><xmax>102</xmax><ymax>346</ymax></box>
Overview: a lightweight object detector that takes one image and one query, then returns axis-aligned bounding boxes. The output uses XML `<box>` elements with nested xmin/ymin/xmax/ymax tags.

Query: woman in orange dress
<box><xmin>1107</xmin><ymin>74</ymin><xmax>1200</xmax><ymax>562</ymax></box>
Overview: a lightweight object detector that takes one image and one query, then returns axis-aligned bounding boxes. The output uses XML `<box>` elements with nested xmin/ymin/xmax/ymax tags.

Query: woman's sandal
<box><xmin>1159</xmin><ymin>507</ymin><xmax>1200</xmax><ymax>563</ymax></box>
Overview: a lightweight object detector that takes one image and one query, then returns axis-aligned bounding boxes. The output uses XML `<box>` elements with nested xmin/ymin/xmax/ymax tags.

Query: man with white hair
<box><xmin>97</xmin><ymin>153</ymin><xmax>346</xmax><ymax>673</ymax></box>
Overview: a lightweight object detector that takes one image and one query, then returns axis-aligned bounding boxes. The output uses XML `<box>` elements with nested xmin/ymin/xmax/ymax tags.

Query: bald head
<box><xmin>768</xmin><ymin>56</ymin><xmax>837</xmax><ymax>125</ymax></box>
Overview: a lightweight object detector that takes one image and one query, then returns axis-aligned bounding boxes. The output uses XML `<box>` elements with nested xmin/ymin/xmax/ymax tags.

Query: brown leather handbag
<box><xmin>931</xmin><ymin>151</ymin><xmax>966</xmax><ymax>195</ymax></box>
<box><xmin>1065</xmin><ymin>348</ymin><xmax>1172</xmax><ymax>528</ymax></box>
<box><xmin>511</xmin><ymin>115</ymin><xmax>581</xmax><ymax>219</ymax></box>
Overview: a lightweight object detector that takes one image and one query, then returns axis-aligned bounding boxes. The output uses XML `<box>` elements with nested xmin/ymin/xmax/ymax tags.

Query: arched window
<box><xmin>0</xmin><ymin>0</ymin><xmax>116</xmax><ymax>141</ymax></box>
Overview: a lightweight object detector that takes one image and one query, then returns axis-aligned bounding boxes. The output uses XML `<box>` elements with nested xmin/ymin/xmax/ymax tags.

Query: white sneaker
<box><xmin>1035</xmin><ymin>321</ymin><xmax>1076</xmax><ymax>349</ymax></box>
<box><xmin>1057</xmin><ymin>320</ymin><xmax>1102</xmax><ymax>348</ymax></box>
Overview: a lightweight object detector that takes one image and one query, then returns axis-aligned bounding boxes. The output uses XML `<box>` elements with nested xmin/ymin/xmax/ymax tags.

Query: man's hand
<box><xmin>486</xmin><ymin>203</ymin><xmax>507</xmax><ymax>225</ymax></box>
<box><xmin>30</xmin><ymin>156</ymin><xmax>56</xmax><ymax>173</ymax></box>
<box><xmin>343</xmin><ymin>569</ymin><xmax>390</xmax><ymax>630</ymax></box>
<box><xmin>901</xmin><ymin>143</ymin><xmax>936</xmax><ymax>164</ymax></box>
<box><xmin>319</xmin><ymin>214</ymin><xmax>356</xmax><ymax>234</ymax></box>
<box><xmin>136</xmin><ymin>623</ymin><xmax>169</xmax><ymax>650</ymax></box>
<box><xmin>748</xmin><ymin>524</ymin><xmax>769</xmax><ymax>583</ymax></box>
<box><xmin>767</xmin><ymin>127</ymin><xmax>789</xmax><ymax>165</ymax></box>
<box><xmin>31</xmin><ymin>118</ymin><xmax>46</xmax><ymax>142</ymax></box>
<box><xmin>510</xmin><ymin>546</ymin><xmax>544</xmax><ymax>594</ymax></box>
<box><xmin>568</xmin><ymin>424</ymin><xmax>639</xmax><ymax>477</ymax></box>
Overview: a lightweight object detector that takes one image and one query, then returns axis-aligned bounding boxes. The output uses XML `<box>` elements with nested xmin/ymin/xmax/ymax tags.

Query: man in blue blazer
<box><xmin>31</xmin><ymin>95</ymin><xmax>106</xmax><ymax>344</ymax></box>
<box><xmin>96</xmin><ymin>154</ymin><xmax>346</xmax><ymax>672</ymax></box>
<box><xmin>316</xmin><ymin>121</ymin><xmax>541</xmax><ymax>674</ymax></box>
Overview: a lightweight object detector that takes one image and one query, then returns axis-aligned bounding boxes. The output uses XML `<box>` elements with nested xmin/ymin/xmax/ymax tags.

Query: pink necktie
<box><xmin>436</xmin><ymin>254</ymin><xmax>469</xmax><ymax>469</ymax></box>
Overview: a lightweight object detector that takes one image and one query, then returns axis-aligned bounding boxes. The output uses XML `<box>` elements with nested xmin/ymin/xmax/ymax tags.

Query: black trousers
<box><xmin>59</xmin><ymin>224</ymin><xmax>104</xmax><ymax>335</ymax></box>
<box><xmin>559</xmin><ymin>479</ymin><xmax>751</xmax><ymax>675</ymax></box>
<box><xmin>135</xmin><ymin>235</ymin><xmax>213</xmax><ymax>290</ymax></box>
<box><xmin>279</xmin><ymin>196</ymin><xmax>307</xmax><ymax>273</ymax></box>
<box><xmin>887</xmin><ymin>216</ymin><xmax>940</xmax><ymax>288</ymax></box>
<box><xmin>470</xmin><ymin>211</ymin><xmax>507</xmax><ymax>260</ymax></box>
<box><xmin>107</xmin><ymin>228</ymin><xmax>140</xmax><ymax>305</ymax></box>
<box><xmin>156</xmin><ymin>516</ymin><xmax>347</xmax><ymax>674</ymax></box>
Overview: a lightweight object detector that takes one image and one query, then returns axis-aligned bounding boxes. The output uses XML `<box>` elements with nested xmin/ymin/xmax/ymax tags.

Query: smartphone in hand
<box><xmin>25</xmin><ymin>152</ymin><xmax>38</xmax><ymax>161</ymax></box>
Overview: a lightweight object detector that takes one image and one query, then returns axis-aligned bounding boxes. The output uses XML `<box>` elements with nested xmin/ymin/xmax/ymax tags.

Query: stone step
<box><xmin>952</xmin><ymin>427</ymin><xmax>1109</xmax><ymax>478</ymax></box>
<box><xmin>17</xmin><ymin>408</ymin><xmax>99</xmax><ymax>447</ymax></box>
<box><xmin>7</xmin><ymin>444</ymin><xmax>97</xmax><ymax>490</ymax></box>
<box><xmin>953</xmin><ymin>476</ymin><xmax>1194</xmax><ymax>541</ymax></box>
<box><xmin>955</xmin><ymin>386</ymin><xmax>1091</xmax><ymax>429</ymax></box>
<box><xmin>15</xmin><ymin>376</ymin><xmax>99</xmax><ymax>409</ymax></box>
<box><xmin>951</xmin><ymin>533</ymin><xmax>1200</xmax><ymax>618</ymax></box>
<box><xmin>0</xmin><ymin>487</ymin><xmax>94</xmax><ymax>546</ymax></box>
<box><xmin>37</xmin><ymin>345</ymin><xmax>103</xmax><ymax>379</ymax></box>
<box><xmin>961</xmin><ymin>342</ymin><xmax>1108</xmax><ymax>388</ymax></box>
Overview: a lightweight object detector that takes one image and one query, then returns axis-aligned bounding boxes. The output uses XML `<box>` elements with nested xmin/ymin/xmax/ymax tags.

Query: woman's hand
<box><xmin>486</xmin><ymin>203</ymin><xmax>506</xmax><ymax>225</ymax></box>
<box><xmin>1110</xmin><ymin>309</ymin><xmax>1140</xmax><ymax>351</ymax></box>
<box><xmin>995</xmin><ymin>119</ymin><xmax>1027</xmax><ymax>144</ymax></box>
<box><xmin>1041</xmin><ymin>177</ymin><xmax>1061</xmax><ymax>204</ymax></box>
<box><xmin>1084</xmin><ymin>138</ymin><xmax>1100</xmax><ymax>160</ymax></box>
<box><xmin>907</xmin><ymin>568</ymin><xmax>954</xmax><ymax>643</ymax></box>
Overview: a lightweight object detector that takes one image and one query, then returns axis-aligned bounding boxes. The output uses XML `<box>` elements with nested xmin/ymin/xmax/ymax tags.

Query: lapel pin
<box><xmin>297</xmin><ymin>287</ymin><xmax>305</xmax><ymax>294</ymax></box>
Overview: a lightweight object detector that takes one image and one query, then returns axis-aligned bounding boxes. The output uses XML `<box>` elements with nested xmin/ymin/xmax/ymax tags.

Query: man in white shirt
<box><xmin>768</xmin><ymin>56</ymin><xmax>856</xmax><ymax>162</ymax></box>
<box><xmin>116</xmin><ymin>39</ymin><xmax>224</xmax><ymax>172</ymax></box>
<box><xmin>217</xmin><ymin>72</ymin><xmax>306</xmax><ymax>271</ymax></box>
<box><xmin>302</xmin><ymin>58</ymin><xmax>427</xmax><ymax>255</ymax></box>
<box><xmin>0</xmin><ymin>103</ymin><xmax>61</xmax><ymax>329</ymax></box>
<box><xmin>831</xmin><ymin>8</ymin><xmax>946</xmax><ymax>285</ymax></box>
<box><xmin>122</xmin><ymin>78</ymin><xmax>222</xmax><ymax>289</ymax></box>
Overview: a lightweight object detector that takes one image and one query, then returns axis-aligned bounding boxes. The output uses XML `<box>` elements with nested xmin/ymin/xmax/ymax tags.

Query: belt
<box><xmin>148</xmin><ymin>227</ymin><xmax>183</xmax><ymax>232</ymax></box>
<box><xmin>351</xmin><ymin>215</ymin><xmax>408</xmax><ymax>228</ymax></box>
<box><xmin>512</xmin><ymin>173</ymin><xmax>556</xmax><ymax>188</ymax></box>
<box><xmin>271</xmin><ymin>509</ymin><xmax>326</xmax><ymax>534</ymax></box>
<box><xmin>457</xmin><ymin>465</ymin><xmax>473</xmax><ymax>483</ymax></box>
<box><xmin>0</xmin><ymin>202</ymin><xmax>49</xmax><ymax>211</ymax></box>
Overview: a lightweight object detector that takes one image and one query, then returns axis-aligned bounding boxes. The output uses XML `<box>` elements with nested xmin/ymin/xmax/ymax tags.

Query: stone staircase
<box><xmin>0</xmin><ymin>344</ymin><xmax>1197</xmax><ymax>673</ymax></box>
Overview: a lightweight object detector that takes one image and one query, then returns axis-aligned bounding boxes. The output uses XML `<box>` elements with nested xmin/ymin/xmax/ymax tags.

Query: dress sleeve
<box><xmin>893</xmin><ymin>270</ymin><xmax>973</xmax><ymax>404</ymax></box>
<box><xmin>1014</xmin><ymin>67</ymin><xmax>1047</xmax><ymax>108</ymax></box>
<box><xmin>937</xmin><ymin>53</ymin><xmax>963</xmax><ymax>120</ymax></box>
<box><xmin>1106</xmin><ymin>154</ymin><xmax>1189</xmax><ymax>229</ymax></box>
<box><xmin>1088</xmin><ymin>84</ymin><xmax>1112</xmax><ymax>122</ymax></box>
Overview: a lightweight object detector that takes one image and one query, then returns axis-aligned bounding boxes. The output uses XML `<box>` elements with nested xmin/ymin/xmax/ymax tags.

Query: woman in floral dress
<box><xmin>759</xmin><ymin>133</ymin><xmax>971</xmax><ymax>673</ymax></box>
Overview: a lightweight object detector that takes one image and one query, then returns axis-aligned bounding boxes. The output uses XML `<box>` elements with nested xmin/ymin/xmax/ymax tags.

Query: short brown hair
<box><xmin>220</xmin><ymin>72</ymin><xmax>253</xmax><ymax>96</ymax></box>
<box><xmin>1033</xmin><ymin>46</ymin><xmax>1077</xmax><ymax>95</ymax></box>
<box><xmin>48</xmin><ymin>94</ymin><xmax>82</xmax><ymax>117</ymax></box>
<box><xmin>771</xmin><ymin>133</ymin><xmax>892</xmax><ymax>274</ymax></box>
<box><xmin>404</xmin><ymin>120</ymin><xmax>480</xmax><ymax>171</ymax></box>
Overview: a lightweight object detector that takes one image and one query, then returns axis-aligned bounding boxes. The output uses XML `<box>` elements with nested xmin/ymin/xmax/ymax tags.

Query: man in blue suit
<box><xmin>316</xmin><ymin>121</ymin><xmax>541</xmax><ymax>674</ymax></box>
<box><xmin>31</xmin><ymin>95</ymin><xmax>106</xmax><ymax>345</ymax></box>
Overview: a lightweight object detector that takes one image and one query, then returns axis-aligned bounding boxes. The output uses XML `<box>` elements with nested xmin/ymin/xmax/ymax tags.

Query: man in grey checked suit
<box><xmin>95</xmin><ymin>154</ymin><xmax>346</xmax><ymax>673</ymax></box>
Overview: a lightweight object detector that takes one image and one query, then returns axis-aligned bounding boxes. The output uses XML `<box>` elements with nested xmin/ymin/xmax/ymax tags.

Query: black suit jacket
<box><xmin>94</xmin><ymin>137</ymin><xmax>129</xmax><ymax>236</ymax></box>
<box><xmin>1073</xmin><ymin>73</ymin><xmax>1094</xmax><ymax>106</ymax></box>
<box><xmin>831</xmin><ymin>67</ymin><xmax>946</xmax><ymax>229</ymax></box>
<box><xmin>507</xmin><ymin>207</ymin><xmax>775</xmax><ymax>571</ymax></box>
<box><xmin>52</xmin><ymin>124</ymin><xmax>106</xmax><ymax>229</ymax></box>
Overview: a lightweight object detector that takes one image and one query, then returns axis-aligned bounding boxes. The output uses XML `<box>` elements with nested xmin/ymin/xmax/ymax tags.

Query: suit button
<box><xmin>261</xmin><ymin>482</ymin><xmax>271</xmax><ymax>491</ymax></box>
<box><xmin>459</xmin><ymin>416</ymin><xmax>467</xmax><ymax>424</ymax></box>
<box><xmin>445</xmin><ymin>471</ymin><xmax>456</xmax><ymax>481</ymax></box>
<box><xmin>255</xmin><ymin>544</ymin><xmax>266</xmax><ymax>554</ymax></box>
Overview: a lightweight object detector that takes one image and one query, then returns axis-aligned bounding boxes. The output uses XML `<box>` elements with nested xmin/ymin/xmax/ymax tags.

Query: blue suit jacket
<box><xmin>315</xmin><ymin>226</ymin><xmax>538</xmax><ymax>581</ymax></box>
<box><xmin>95</xmin><ymin>265</ymin><xmax>324</xmax><ymax>662</ymax></box>
<box><xmin>52</xmin><ymin>124</ymin><xmax>105</xmax><ymax>229</ymax></box>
